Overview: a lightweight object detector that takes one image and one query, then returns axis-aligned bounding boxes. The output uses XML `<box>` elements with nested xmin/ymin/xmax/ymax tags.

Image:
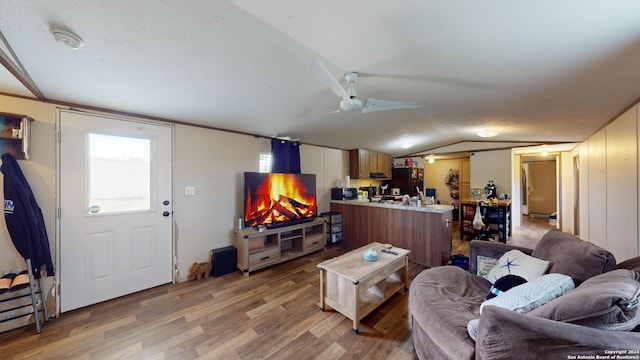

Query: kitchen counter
<box><xmin>330</xmin><ymin>199</ymin><xmax>453</xmax><ymax>267</ymax></box>
<box><xmin>330</xmin><ymin>199</ymin><xmax>454</xmax><ymax>214</ymax></box>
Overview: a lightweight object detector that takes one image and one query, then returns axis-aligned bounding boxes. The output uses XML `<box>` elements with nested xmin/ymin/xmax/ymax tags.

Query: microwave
<box><xmin>331</xmin><ymin>187</ymin><xmax>357</xmax><ymax>200</ymax></box>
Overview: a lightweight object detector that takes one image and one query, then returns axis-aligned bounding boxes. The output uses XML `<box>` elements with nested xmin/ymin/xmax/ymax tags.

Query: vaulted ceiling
<box><xmin>1</xmin><ymin>1</ymin><xmax>640</xmax><ymax>157</ymax></box>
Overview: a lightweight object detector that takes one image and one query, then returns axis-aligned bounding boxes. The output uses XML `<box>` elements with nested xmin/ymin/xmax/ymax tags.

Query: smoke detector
<box><xmin>51</xmin><ymin>28</ymin><xmax>84</xmax><ymax>49</ymax></box>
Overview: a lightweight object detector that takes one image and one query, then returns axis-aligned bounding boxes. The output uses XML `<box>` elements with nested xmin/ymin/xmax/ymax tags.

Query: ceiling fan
<box><xmin>311</xmin><ymin>60</ymin><xmax>424</xmax><ymax>113</ymax></box>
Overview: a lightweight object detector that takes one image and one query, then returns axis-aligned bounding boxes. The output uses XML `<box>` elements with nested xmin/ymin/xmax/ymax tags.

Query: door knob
<box><xmin>163</xmin><ymin>211</ymin><xmax>170</xmax><ymax>217</ymax></box>
<box><xmin>163</xmin><ymin>200</ymin><xmax>170</xmax><ymax>206</ymax></box>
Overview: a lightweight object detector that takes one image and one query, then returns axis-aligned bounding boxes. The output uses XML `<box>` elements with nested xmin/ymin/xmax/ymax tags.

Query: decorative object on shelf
<box><xmin>363</xmin><ymin>248</ymin><xmax>378</xmax><ymax>262</ymax></box>
<box><xmin>485</xmin><ymin>180</ymin><xmax>497</xmax><ymax>199</ymax></box>
<box><xmin>445</xmin><ymin>169</ymin><xmax>460</xmax><ymax>198</ymax></box>
<box><xmin>0</xmin><ymin>113</ymin><xmax>32</xmax><ymax>160</ymax></box>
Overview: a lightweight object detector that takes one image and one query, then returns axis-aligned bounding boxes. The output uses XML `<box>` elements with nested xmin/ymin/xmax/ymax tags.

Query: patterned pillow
<box><xmin>480</xmin><ymin>273</ymin><xmax>575</xmax><ymax>314</ymax></box>
<box><xmin>476</xmin><ymin>255</ymin><xmax>499</xmax><ymax>277</ymax></box>
<box><xmin>468</xmin><ymin>273</ymin><xmax>574</xmax><ymax>342</ymax></box>
<box><xmin>486</xmin><ymin>249</ymin><xmax>550</xmax><ymax>284</ymax></box>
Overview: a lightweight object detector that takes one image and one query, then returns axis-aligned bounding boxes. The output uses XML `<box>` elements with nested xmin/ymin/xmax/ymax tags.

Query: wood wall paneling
<box><xmin>606</xmin><ymin>106</ymin><xmax>638</xmax><ymax>261</ymax></box>
<box><xmin>587</xmin><ymin>129</ymin><xmax>607</xmax><ymax>250</ymax></box>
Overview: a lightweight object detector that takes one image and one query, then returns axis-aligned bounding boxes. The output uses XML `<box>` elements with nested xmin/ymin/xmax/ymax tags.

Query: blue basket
<box><xmin>451</xmin><ymin>254</ymin><xmax>469</xmax><ymax>270</ymax></box>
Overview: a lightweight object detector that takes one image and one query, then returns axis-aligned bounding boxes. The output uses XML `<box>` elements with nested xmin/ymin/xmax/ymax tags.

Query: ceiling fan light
<box><xmin>51</xmin><ymin>28</ymin><xmax>84</xmax><ymax>49</ymax></box>
<box><xmin>340</xmin><ymin>98</ymin><xmax>363</xmax><ymax>112</ymax></box>
<box><xmin>477</xmin><ymin>130</ymin><xmax>498</xmax><ymax>138</ymax></box>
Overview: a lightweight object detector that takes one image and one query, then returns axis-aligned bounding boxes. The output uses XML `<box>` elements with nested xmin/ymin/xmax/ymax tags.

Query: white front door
<box><xmin>58</xmin><ymin>110</ymin><xmax>173</xmax><ymax>312</ymax></box>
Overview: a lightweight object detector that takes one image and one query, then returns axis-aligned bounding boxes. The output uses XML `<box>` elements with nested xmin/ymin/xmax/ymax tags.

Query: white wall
<box><xmin>560</xmin><ymin>151</ymin><xmax>573</xmax><ymax>233</ymax></box>
<box><xmin>0</xmin><ymin>95</ymin><xmax>349</xmax><ymax>325</ymax></box>
<box><xmin>572</xmin><ymin>104</ymin><xmax>640</xmax><ymax>262</ymax></box>
<box><xmin>0</xmin><ymin>95</ymin><xmax>58</xmax><ymax>330</ymax></box>
<box><xmin>469</xmin><ymin>149</ymin><xmax>512</xmax><ymax>197</ymax></box>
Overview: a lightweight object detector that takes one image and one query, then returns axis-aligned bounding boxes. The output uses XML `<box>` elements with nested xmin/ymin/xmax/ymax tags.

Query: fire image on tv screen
<box><xmin>243</xmin><ymin>172</ymin><xmax>317</xmax><ymax>228</ymax></box>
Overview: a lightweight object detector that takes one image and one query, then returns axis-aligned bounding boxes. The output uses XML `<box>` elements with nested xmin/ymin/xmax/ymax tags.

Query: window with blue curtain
<box><xmin>270</xmin><ymin>138</ymin><xmax>301</xmax><ymax>174</ymax></box>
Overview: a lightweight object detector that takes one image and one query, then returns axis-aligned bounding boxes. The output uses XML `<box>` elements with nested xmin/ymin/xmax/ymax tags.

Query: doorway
<box><xmin>57</xmin><ymin>110</ymin><xmax>174</xmax><ymax>312</ymax></box>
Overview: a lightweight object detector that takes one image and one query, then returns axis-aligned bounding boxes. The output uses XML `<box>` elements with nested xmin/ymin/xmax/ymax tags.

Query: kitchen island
<box><xmin>330</xmin><ymin>200</ymin><xmax>454</xmax><ymax>267</ymax></box>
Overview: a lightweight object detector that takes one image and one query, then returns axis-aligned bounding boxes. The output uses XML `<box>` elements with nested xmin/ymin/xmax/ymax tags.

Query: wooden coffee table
<box><xmin>318</xmin><ymin>242</ymin><xmax>410</xmax><ymax>334</ymax></box>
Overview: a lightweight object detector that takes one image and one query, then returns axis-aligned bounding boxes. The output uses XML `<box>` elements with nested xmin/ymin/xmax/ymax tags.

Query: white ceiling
<box><xmin>1</xmin><ymin>1</ymin><xmax>640</xmax><ymax>157</ymax></box>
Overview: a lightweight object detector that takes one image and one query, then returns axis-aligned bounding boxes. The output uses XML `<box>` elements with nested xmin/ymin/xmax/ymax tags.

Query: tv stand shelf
<box><xmin>235</xmin><ymin>218</ymin><xmax>326</xmax><ymax>277</ymax></box>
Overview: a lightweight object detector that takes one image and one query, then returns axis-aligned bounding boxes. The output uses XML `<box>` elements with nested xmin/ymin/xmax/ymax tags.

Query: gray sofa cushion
<box><xmin>529</xmin><ymin>269</ymin><xmax>640</xmax><ymax>331</ymax></box>
<box><xmin>531</xmin><ymin>229</ymin><xmax>616</xmax><ymax>283</ymax></box>
<box><xmin>409</xmin><ymin>265</ymin><xmax>490</xmax><ymax>360</ymax></box>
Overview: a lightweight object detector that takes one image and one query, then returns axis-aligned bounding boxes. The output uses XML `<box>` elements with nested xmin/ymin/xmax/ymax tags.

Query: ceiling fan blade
<box><xmin>320</xmin><ymin>109</ymin><xmax>341</xmax><ymax>116</ymax></box>
<box><xmin>361</xmin><ymin>98</ymin><xmax>424</xmax><ymax>113</ymax></box>
<box><xmin>310</xmin><ymin>60</ymin><xmax>352</xmax><ymax>102</ymax></box>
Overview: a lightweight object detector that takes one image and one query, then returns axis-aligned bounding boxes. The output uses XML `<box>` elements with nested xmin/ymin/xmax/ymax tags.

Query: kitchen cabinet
<box><xmin>349</xmin><ymin>149</ymin><xmax>392</xmax><ymax>179</ymax></box>
<box><xmin>371</xmin><ymin>152</ymin><xmax>392</xmax><ymax>178</ymax></box>
<box><xmin>0</xmin><ymin>113</ymin><xmax>32</xmax><ymax>160</ymax></box>
<box><xmin>459</xmin><ymin>158</ymin><xmax>470</xmax><ymax>200</ymax></box>
<box><xmin>349</xmin><ymin>149</ymin><xmax>370</xmax><ymax>179</ymax></box>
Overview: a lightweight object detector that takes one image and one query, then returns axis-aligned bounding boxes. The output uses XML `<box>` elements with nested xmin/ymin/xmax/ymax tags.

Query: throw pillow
<box><xmin>486</xmin><ymin>274</ymin><xmax>527</xmax><ymax>299</ymax></box>
<box><xmin>467</xmin><ymin>318</ymin><xmax>479</xmax><ymax>341</ymax></box>
<box><xmin>476</xmin><ymin>255</ymin><xmax>499</xmax><ymax>277</ymax></box>
<box><xmin>480</xmin><ymin>273</ymin><xmax>575</xmax><ymax>314</ymax></box>
<box><xmin>485</xmin><ymin>249</ymin><xmax>550</xmax><ymax>284</ymax></box>
<box><xmin>528</xmin><ymin>269</ymin><xmax>640</xmax><ymax>331</ymax></box>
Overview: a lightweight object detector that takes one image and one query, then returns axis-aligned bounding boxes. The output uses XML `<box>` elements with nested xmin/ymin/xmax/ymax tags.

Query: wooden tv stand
<box><xmin>234</xmin><ymin>218</ymin><xmax>326</xmax><ymax>276</ymax></box>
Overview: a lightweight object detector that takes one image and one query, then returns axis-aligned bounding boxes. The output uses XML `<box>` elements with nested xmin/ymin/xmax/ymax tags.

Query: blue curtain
<box><xmin>271</xmin><ymin>139</ymin><xmax>301</xmax><ymax>173</ymax></box>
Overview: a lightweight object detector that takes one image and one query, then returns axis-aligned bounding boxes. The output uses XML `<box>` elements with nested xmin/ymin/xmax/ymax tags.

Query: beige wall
<box><xmin>0</xmin><ymin>95</ymin><xmax>348</xmax><ymax>326</ymax></box>
<box><xmin>470</xmin><ymin>149</ymin><xmax>512</xmax><ymax>198</ymax></box>
<box><xmin>424</xmin><ymin>158</ymin><xmax>464</xmax><ymax>205</ymax></box>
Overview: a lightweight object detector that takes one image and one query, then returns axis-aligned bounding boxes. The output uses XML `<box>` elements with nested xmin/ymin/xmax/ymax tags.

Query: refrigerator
<box><xmin>391</xmin><ymin>167</ymin><xmax>424</xmax><ymax>196</ymax></box>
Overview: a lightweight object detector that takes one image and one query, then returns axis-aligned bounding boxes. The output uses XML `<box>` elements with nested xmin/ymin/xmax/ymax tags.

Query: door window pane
<box><xmin>89</xmin><ymin>133</ymin><xmax>151</xmax><ymax>214</ymax></box>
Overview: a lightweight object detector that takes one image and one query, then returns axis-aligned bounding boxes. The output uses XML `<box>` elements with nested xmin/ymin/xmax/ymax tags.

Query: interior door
<box><xmin>58</xmin><ymin>110</ymin><xmax>173</xmax><ymax>312</ymax></box>
<box><xmin>527</xmin><ymin>160</ymin><xmax>557</xmax><ymax>215</ymax></box>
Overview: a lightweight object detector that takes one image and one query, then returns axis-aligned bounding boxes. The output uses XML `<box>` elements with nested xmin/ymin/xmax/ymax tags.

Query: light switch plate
<box><xmin>185</xmin><ymin>186</ymin><xmax>196</xmax><ymax>196</ymax></box>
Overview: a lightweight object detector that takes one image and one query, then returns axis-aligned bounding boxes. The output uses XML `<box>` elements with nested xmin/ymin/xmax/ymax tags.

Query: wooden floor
<box><xmin>0</xmin><ymin>216</ymin><xmax>553</xmax><ymax>360</ymax></box>
<box><xmin>452</xmin><ymin>215</ymin><xmax>555</xmax><ymax>257</ymax></box>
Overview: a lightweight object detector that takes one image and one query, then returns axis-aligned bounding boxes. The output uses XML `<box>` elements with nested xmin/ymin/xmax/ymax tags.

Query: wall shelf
<box><xmin>0</xmin><ymin>112</ymin><xmax>32</xmax><ymax>160</ymax></box>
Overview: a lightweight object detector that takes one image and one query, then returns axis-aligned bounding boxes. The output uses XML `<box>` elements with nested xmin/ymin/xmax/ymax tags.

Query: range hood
<box><xmin>369</xmin><ymin>172</ymin><xmax>387</xmax><ymax>179</ymax></box>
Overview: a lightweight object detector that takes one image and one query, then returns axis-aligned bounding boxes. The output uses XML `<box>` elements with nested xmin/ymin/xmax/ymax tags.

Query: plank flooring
<box><xmin>451</xmin><ymin>215</ymin><xmax>555</xmax><ymax>257</ymax></box>
<box><xmin>0</xmin><ymin>216</ymin><xmax>552</xmax><ymax>360</ymax></box>
<box><xmin>0</xmin><ymin>244</ymin><xmax>427</xmax><ymax>360</ymax></box>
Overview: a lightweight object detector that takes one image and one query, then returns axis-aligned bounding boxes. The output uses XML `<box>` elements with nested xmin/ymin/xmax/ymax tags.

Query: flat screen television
<box><xmin>243</xmin><ymin>172</ymin><xmax>317</xmax><ymax>228</ymax></box>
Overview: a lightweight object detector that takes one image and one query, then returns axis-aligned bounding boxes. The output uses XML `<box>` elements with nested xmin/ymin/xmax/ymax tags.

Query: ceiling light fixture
<box><xmin>51</xmin><ymin>28</ymin><xmax>84</xmax><ymax>49</ymax></box>
<box><xmin>476</xmin><ymin>129</ymin><xmax>498</xmax><ymax>138</ymax></box>
<box><xmin>401</xmin><ymin>142</ymin><xmax>413</xmax><ymax>149</ymax></box>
